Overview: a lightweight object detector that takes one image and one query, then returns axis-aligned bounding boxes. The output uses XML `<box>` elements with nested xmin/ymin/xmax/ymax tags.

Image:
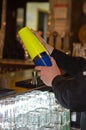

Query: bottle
<box><xmin>18</xmin><ymin>26</ymin><xmax>52</xmax><ymax>66</ymax></box>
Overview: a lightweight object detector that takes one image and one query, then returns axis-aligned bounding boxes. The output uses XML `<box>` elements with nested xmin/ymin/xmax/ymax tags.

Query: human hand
<box><xmin>35</xmin><ymin>57</ymin><xmax>61</xmax><ymax>86</ymax></box>
<box><xmin>31</xmin><ymin>29</ymin><xmax>54</xmax><ymax>55</ymax></box>
<box><xmin>17</xmin><ymin>28</ymin><xmax>54</xmax><ymax>55</ymax></box>
<box><xmin>16</xmin><ymin>34</ymin><xmax>28</xmax><ymax>54</ymax></box>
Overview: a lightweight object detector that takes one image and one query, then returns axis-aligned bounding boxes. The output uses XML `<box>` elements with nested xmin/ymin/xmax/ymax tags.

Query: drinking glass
<box><xmin>0</xmin><ymin>99</ymin><xmax>5</xmax><ymax>128</ymax></box>
<box><xmin>40</xmin><ymin>125</ymin><xmax>56</xmax><ymax>130</ymax></box>
<box><xmin>35</xmin><ymin>107</ymin><xmax>50</xmax><ymax>127</ymax></box>
<box><xmin>3</xmin><ymin>97</ymin><xmax>15</xmax><ymax>129</ymax></box>
<box><xmin>14</xmin><ymin>94</ymin><xmax>28</xmax><ymax>128</ymax></box>
<box><xmin>27</xmin><ymin>110</ymin><xmax>41</xmax><ymax>130</ymax></box>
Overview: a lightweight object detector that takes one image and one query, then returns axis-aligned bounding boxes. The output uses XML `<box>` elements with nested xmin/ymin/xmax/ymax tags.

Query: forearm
<box><xmin>52</xmin><ymin>72</ymin><xmax>86</xmax><ymax>112</ymax></box>
<box><xmin>51</xmin><ymin>49</ymin><xmax>86</xmax><ymax>75</ymax></box>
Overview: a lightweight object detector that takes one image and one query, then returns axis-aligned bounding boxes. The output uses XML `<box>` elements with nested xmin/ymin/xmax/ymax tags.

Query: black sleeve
<box><xmin>52</xmin><ymin>64</ymin><xmax>86</xmax><ymax>112</ymax></box>
<box><xmin>51</xmin><ymin>49</ymin><xmax>86</xmax><ymax>76</ymax></box>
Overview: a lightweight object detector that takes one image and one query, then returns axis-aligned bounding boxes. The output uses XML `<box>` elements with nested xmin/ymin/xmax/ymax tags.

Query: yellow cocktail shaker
<box><xmin>18</xmin><ymin>26</ymin><xmax>52</xmax><ymax>66</ymax></box>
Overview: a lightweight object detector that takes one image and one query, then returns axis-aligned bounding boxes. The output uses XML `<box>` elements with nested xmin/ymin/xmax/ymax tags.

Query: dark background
<box><xmin>0</xmin><ymin>0</ymin><xmax>2</xmax><ymax>28</ymax></box>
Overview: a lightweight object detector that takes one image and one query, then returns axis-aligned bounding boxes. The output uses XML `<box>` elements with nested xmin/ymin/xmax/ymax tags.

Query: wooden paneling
<box><xmin>70</xmin><ymin>0</ymin><xmax>86</xmax><ymax>43</ymax></box>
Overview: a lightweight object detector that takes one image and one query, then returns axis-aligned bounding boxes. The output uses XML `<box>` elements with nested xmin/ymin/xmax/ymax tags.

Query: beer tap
<box><xmin>61</xmin><ymin>32</ymin><xmax>65</xmax><ymax>50</ymax></box>
<box><xmin>53</xmin><ymin>31</ymin><xmax>58</xmax><ymax>48</ymax></box>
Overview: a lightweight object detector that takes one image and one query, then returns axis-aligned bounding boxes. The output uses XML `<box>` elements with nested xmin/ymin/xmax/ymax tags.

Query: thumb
<box><xmin>50</xmin><ymin>57</ymin><xmax>57</xmax><ymax>66</ymax></box>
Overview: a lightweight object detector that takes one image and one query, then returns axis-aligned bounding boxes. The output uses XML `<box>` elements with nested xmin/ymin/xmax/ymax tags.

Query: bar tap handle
<box><xmin>46</xmin><ymin>31</ymin><xmax>50</xmax><ymax>44</ymax></box>
<box><xmin>61</xmin><ymin>37</ymin><xmax>64</xmax><ymax>50</ymax></box>
<box><xmin>53</xmin><ymin>31</ymin><xmax>58</xmax><ymax>48</ymax></box>
<box><xmin>61</xmin><ymin>32</ymin><xmax>65</xmax><ymax>50</ymax></box>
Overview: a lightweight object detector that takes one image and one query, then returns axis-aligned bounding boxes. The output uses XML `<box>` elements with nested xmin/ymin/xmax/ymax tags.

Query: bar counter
<box><xmin>0</xmin><ymin>59</ymin><xmax>35</xmax><ymax>73</ymax></box>
<box><xmin>0</xmin><ymin>69</ymin><xmax>41</xmax><ymax>95</ymax></box>
<box><xmin>0</xmin><ymin>66</ymin><xmax>74</xmax><ymax>130</ymax></box>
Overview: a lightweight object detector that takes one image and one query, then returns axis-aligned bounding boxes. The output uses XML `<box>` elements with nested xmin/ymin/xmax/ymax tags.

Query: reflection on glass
<box><xmin>0</xmin><ymin>90</ymin><xmax>70</xmax><ymax>130</ymax></box>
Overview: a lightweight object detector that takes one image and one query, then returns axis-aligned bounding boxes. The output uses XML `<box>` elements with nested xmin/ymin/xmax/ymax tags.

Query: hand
<box><xmin>35</xmin><ymin>57</ymin><xmax>61</xmax><ymax>86</ymax></box>
<box><xmin>31</xmin><ymin>29</ymin><xmax>54</xmax><ymax>55</ymax></box>
<box><xmin>17</xmin><ymin>28</ymin><xmax>54</xmax><ymax>56</ymax></box>
<box><xmin>16</xmin><ymin>34</ymin><xmax>27</xmax><ymax>52</ymax></box>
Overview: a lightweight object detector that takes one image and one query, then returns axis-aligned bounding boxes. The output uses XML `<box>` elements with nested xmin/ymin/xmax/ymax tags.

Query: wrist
<box><xmin>45</xmin><ymin>44</ymin><xmax>54</xmax><ymax>55</ymax></box>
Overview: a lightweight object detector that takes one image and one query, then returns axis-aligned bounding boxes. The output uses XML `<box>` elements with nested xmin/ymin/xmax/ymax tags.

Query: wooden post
<box><xmin>0</xmin><ymin>0</ymin><xmax>7</xmax><ymax>58</ymax></box>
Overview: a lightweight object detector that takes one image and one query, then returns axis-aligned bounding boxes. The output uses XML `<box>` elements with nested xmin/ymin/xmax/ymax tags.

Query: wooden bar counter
<box><xmin>0</xmin><ymin>59</ymin><xmax>51</xmax><ymax>98</ymax></box>
<box><xmin>0</xmin><ymin>68</ymin><xmax>48</xmax><ymax>98</ymax></box>
<box><xmin>0</xmin><ymin>59</ymin><xmax>35</xmax><ymax>73</ymax></box>
<box><xmin>0</xmin><ymin>69</ymin><xmax>39</xmax><ymax>95</ymax></box>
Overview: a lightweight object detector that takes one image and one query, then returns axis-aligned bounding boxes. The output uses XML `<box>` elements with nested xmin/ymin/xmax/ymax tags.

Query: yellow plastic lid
<box><xmin>18</xmin><ymin>26</ymin><xmax>47</xmax><ymax>60</ymax></box>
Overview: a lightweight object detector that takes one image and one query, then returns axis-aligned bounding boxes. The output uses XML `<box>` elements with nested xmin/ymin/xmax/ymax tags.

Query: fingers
<box><xmin>34</xmin><ymin>66</ymin><xmax>41</xmax><ymax>76</ymax></box>
<box><xmin>31</xmin><ymin>29</ymin><xmax>48</xmax><ymax>46</ymax></box>
<box><xmin>34</xmin><ymin>66</ymin><xmax>41</xmax><ymax>71</ymax></box>
<box><xmin>50</xmin><ymin>57</ymin><xmax>57</xmax><ymax>66</ymax></box>
<box><xmin>31</xmin><ymin>29</ymin><xmax>40</xmax><ymax>37</ymax></box>
<box><xmin>35</xmin><ymin>66</ymin><xmax>46</xmax><ymax>79</ymax></box>
<box><xmin>16</xmin><ymin>34</ymin><xmax>27</xmax><ymax>53</ymax></box>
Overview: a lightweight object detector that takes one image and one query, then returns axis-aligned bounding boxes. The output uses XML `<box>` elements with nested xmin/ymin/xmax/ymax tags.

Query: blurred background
<box><xmin>0</xmin><ymin>0</ymin><xmax>86</xmax><ymax>60</ymax></box>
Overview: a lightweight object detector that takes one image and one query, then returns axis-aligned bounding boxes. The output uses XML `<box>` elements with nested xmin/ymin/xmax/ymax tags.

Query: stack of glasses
<box><xmin>0</xmin><ymin>90</ymin><xmax>70</xmax><ymax>130</ymax></box>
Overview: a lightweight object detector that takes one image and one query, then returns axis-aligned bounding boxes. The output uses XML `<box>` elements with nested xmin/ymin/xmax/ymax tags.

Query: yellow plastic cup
<box><xmin>18</xmin><ymin>26</ymin><xmax>47</xmax><ymax>60</ymax></box>
<box><xmin>18</xmin><ymin>26</ymin><xmax>52</xmax><ymax>66</ymax></box>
